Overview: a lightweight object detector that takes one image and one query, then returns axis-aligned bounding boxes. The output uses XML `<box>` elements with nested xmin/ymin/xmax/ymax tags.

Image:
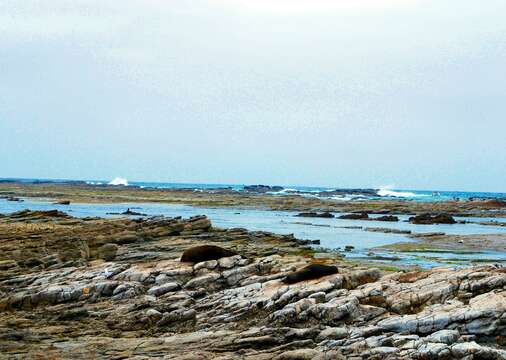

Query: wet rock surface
<box><xmin>296</xmin><ymin>212</ymin><xmax>335</xmax><ymax>219</ymax></box>
<box><xmin>339</xmin><ymin>213</ymin><xmax>369</xmax><ymax>220</ymax></box>
<box><xmin>1</xmin><ymin>210</ymin><xmax>506</xmax><ymax>359</ymax></box>
<box><xmin>409</xmin><ymin>213</ymin><xmax>457</xmax><ymax>225</ymax></box>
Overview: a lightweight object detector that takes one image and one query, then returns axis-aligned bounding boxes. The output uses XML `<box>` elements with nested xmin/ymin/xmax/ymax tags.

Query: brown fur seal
<box><xmin>283</xmin><ymin>264</ymin><xmax>338</xmax><ymax>284</ymax></box>
<box><xmin>180</xmin><ymin>245</ymin><xmax>238</xmax><ymax>263</ymax></box>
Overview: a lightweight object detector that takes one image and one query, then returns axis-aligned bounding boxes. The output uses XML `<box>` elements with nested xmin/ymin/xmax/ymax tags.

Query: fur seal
<box><xmin>283</xmin><ymin>264</ymin><xmax>338</xmax><ymax>284</ymax></box>
<box><xmin>180</xmin><ymin>245</ymin><xmax>238</xmax><ymax>263</ymax></box>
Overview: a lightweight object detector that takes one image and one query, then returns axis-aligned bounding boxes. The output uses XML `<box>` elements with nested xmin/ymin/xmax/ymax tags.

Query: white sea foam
<box><xmin>266</xmin><ymin>188</ymin><xmax>298</xmax><ymax>195</ymax></box>
<box><xmin>108</xmin><ymin>177</ymin><xmax>129</xmax><ymax>186</ymax></box>
<box><xmin>329</xmin><ymin>195</ymin><xmax>354</xmax><ymax>201</ymax></box>
<box><xmin>377</xmin><ymin>189</ymin><xmax>428</xmax><ymax>198</ymax></box>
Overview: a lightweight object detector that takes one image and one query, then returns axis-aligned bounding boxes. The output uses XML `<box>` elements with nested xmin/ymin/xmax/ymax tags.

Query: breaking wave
<box><xmin>377</xmin><ymin>189</ymin><xmax>428</xmax><ymax>198</ymax></box>
<box><xmin>266</xmin><ymin>188</ymin><xmax>297</xmax><ymax>195</ymax></box>
<box><xmin>108</xmin><ymin>177</ymin><xmax>129</xmax><ymax>186</ymax></box>
<box><xmin>86</xmin><ymin>181</ymin><xmax>103</xmax><ymax>185</ymax></box>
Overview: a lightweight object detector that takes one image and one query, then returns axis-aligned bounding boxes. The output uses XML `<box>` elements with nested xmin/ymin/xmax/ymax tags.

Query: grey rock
<box><xmin>426</xmin><ymin>330</ymin><xmax>459</xmax><ymax>345</ymax></box>
<box><xmin>147</xmin><ymin>282</ymin><xmax>180</xmax><ymax>297</ymax></box>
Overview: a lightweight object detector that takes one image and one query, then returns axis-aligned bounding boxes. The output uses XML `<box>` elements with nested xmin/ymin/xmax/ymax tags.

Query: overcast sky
<box><xmin>1</xmin><ymin>0</ymin><xmax>505</xmax><ymax>191</ymax></box>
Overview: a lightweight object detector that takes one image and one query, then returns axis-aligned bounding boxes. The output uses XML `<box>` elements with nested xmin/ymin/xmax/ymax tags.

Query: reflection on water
<box><xmin>2</xmin><ymin>198</ymin><xmax>506</xmax><ymax>268</ymax></box>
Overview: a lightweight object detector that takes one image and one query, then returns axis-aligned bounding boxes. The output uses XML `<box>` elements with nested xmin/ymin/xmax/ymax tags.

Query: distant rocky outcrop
<box><xmin>243</xmin><ymin>184</ymin><xmax>284</xmax><ymax>193</ymax></box>
<box><xmin>320</xmin><ymin>188</ymin><xmax>378</xmax><ymax>197</ymax></box>
<box><xmin>482</xmin><ymin>199</ymin><xmax>506</xmax><ymax>208</ymax></box>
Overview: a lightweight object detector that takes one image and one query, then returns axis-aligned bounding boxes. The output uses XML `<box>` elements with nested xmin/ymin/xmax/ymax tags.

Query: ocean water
<box><xmin>2</xmin><ymin>177</ymin><xmax>506</xmax><ymax>202</ymax></box>
<box><xmin>2</xmin><ymin>197</ymin><xmax>506</xmax><ymax>268</ymax></box>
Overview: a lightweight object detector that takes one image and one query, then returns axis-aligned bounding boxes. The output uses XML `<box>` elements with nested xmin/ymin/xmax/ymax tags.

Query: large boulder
<box><xmin>98</xmin><ymin>243</ymin><xmax>119</xmax><ymax>261</ymax></box>
<box><xmin>338</xmin><ymin>213</ymin><xmax>369</xmax><ymax>220</ymax></box>
<box><xmin>374</xmin><ymin>215</ymin><xmax>399</xmax><ymax>222</ymax></box>
<box><xmin>409</xmin><ymin>213</ymin><xmax>456</xmax><ymax>225</ymax></box>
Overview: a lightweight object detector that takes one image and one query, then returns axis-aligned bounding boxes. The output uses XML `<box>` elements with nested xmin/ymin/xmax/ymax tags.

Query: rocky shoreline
<box><xmin>1</xmin><ymin>210</ymin><xmax>506</xmax><ymax>359</ymax></box>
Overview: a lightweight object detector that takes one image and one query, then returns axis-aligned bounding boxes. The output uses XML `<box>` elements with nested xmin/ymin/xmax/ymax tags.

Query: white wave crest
<box><xmin>86</xmin><ymin>181</ymin><xmax>103</xmax><ymax>185</ymax></box>
<box><xmin>108</xmin><ymin>177</ymin><xmax>129</xmax><ymax>186</ymax></box>
<box><xmin>377</xmin><ymin>189</ymin><xmax>428</xmax><ymax>198</ymax></box>
<box><xmin>266</xmin><ymin>188</ymin><xmax>297</xmax><ymax>195</ymax></box>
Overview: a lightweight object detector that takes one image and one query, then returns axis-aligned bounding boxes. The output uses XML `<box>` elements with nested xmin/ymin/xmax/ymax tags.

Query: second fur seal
<box><xmin>283</xmin><ymin>264</ymin><xmax>338</xmax><ymax>284</ymax></box>
<box><xmin>181</xmin><ymin>245</ymin><xmax>238</xmax><ymax>263</ymax></box>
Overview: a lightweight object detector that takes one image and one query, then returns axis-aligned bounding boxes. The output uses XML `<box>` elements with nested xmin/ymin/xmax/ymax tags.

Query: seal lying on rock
<box><xmin>283</xmin><ymin>264</ymin><xmax>338</xmax><ymax>284</ymax></box>
<box><xmin>181</xmin><ymin>245</ymin><xmax>238</xmax><ymax>263</ymax></box>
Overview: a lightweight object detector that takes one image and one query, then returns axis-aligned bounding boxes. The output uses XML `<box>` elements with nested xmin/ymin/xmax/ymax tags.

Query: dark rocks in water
<box><xmin>364</xmin><ymin>227</ymin><xmax>411</xmax><ymax>235</ymax></box>
<box><xmin>106</xmin><ymin>208</ymin><xmax>147</xmax><ymax>216</ymax></box>
<box><xmin>54</xmin><ymin>200</ymin><xmax>71</xmax><ymax>205</ymax></box>
<box><xmin>32</xmin><ymin>179</ymin><xmax>87</xmax><ymax>185</ymax></box>
<box><xmin>4</xmin><ymin>196</ymin><xmax>23</xmax><ymax>202</ymax></box>
<box><xmin>338</xmin><ymin>213</ymin><xmax>369</xmax><ymax>220</ymax></box>
<box><xmin>283</xmin><ymin>264</ymin><xmax>338</xmax><ymax>284</ymax></box>
<box><xmin>411</xmin><ymin>232</ymin><xmax>446</xmax><ymax>237</ymax></box>
<box><xmin>321</xmin><ymin>188</ymin><xmax>378</xmax><ymax>197</ymax></box>
<box><xmin>374</xmin><ymin>215</ymin><xmax>399</xmax><ymax>222</ymax></box>
<box><xmin>243</xmin><ymin>185</ymin><xmax>284</xmax><ymax>193</ymax></box>
<box><xmin>344</xmin><ymin>245</ymin><xmax>355</xmax><ymax>252</ymax></box>
<box><xmin>181</xmin><ymin>245</ymin><xmax>238</xmax><ymax>263</ymax></box>
<box><xmin>409</xmin><ymin>213</ymin><xmax>456</xmax><ymax>225</ymax></box>
<box><xmin>122</xmin><ymin>208</ymin><xmax>147</xmax><ymax>216</ymax></box>
<box><xmin>296</xmin><ymin>239</ymin><xmax>321</xmax><ymax>245</ymax></box>
<box><xmin>296</xmin><ymin>212</ymin><xmax>335</xmax><ymax>218</ymax></box>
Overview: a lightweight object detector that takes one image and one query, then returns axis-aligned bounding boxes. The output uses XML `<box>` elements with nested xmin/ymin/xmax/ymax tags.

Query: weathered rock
<box><xmin>147</xmin><ymin>282</ymin><xmax>180</xmax><ymax>296</ymax></box>
<box><xmin>338</xmin><ymin>213</ymin><xmax>369</xmax><ymax>220</ymax></box>
<box><xmin>374</xmin><ymin>215</ymin><xmax>399</xmax><ymax>222</ymax></box>
<box><xmin>218</xmin><ymin>255</ymin><xmax>242</xmax><ymax>269</ymax></box>
<box><xmin>1</xmin><ymin>210</ymin><xmax>506</xmax><ymax>359</ymax></box>
<box><xmin>184</xmin><ymin>273</ymin><xmax>221</xmax><ymax>289</ymax></box>
<box><xmin>409</xmin><ymin>213</ymin><xmax>456</xmax><ymax>225</ymax></box>
<box><xmin>98</xmin><ymin>243</ymin><xmax>119</xmax><ymax>261</ymax></box>
<box><xmin>274</xmin><ymin>349</ymin><xmax>320</xmax><ymax>360</ymax></box>
<box><xmin>157</xmin><ymin>309</ymin><xmax>197</xmax><ymax>326</ymax></box>
<box><xmin>426</xmin><ymin>329</ymin><xmax>459</xmax><ymax>344</ymax></box>
<box><xmin>317</xmin><ymin>327</ymin><xmax>348</xmax><ymax>341</ymax></box>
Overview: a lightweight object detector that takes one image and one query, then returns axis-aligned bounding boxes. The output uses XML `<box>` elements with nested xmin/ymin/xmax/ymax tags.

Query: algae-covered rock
<box><xmin>98</xmin><ymin>243</ymin><xmax>119</xmax><ymax>261</ymax></box>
